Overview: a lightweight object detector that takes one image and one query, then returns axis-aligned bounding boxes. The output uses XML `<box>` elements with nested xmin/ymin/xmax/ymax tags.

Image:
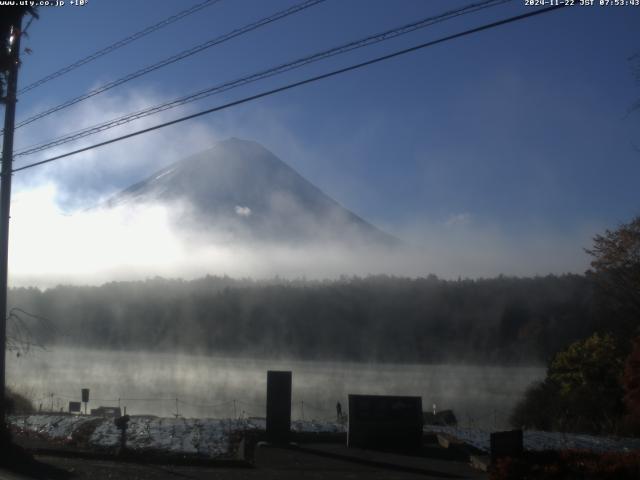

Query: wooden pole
<box><xmin>0</xmin><ymin>12</ymin><xmax>23</xmax><ymax>429</ymax></box>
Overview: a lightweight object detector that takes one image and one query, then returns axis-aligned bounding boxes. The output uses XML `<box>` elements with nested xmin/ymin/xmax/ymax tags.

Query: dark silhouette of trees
<box><xmin>8</xmin><ymin>273</ymin><xmax>595</xmax><ymax>365</ymax></box>
<box><xmin>586</xmin><ymin>216</ymin><xmax>640</xmax><ymax>336</ymax></box>
<box><xmin>511</xmin><ymin>333</ymin><xmax>626</xmax><ymax>434</ymax></box>
<box><xmin>549</xmin><ymin>333</ymin><xmax>625</xmax><ymax>433</ymax></box>
<box><xmin>623</xmin><ymin>337</ymin><xmax>640</xmax><ymax>430</ymax></box>
<box><xmin>512</xmin><ymin>216</ymin><xmax>640</xmax><ymax>434</ymax></box>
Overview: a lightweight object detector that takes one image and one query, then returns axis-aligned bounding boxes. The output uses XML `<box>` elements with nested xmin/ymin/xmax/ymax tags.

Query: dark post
<box><xmin>81</xmin><ymin>388</ymin><xmax>90</xmax><ymax>415</ymax></box>
<box><xmin>0</xmin><ymin>12</ymin><xmax>23</xmax><ymax>429</ymax></box>
<box><xmin>114</xmin><ymin>414</ymin><xmax>130</xmax><ymax>454</ymax></box>
<box><xmin>266</xmin><ymin>370</ymin><xmax>291</xmax><ymax>443</ymax></box>
<box><xmin>490</xmin><ymin>429</ymin><xmax>523</xmax><ymax>462</ymax></box>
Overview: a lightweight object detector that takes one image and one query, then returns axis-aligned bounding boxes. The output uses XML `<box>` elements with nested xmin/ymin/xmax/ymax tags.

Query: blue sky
<box><xmin>5</xmin><ymin>0</ymin><xmax>640</xmax><ymax>280</ymax></box>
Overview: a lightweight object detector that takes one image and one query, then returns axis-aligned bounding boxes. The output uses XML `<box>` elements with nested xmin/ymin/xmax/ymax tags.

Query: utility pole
<box><xmin>0</xmin><ymin>12</ymin><xmax>23</xmax><ymax>429</ymax></box>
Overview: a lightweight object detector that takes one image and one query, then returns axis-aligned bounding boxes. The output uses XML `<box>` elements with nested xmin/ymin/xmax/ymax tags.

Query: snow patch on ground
<box><xmin>11</xmin><ymin>414</ymin><xmax>97</xmax><ymax>441</ymax></box>
<box><xmin>90</xmin><ymin>417</ymin><xmax>251</xmax><ymax>456</ymax></box>
<box><xmin>10</xmin><ymin>415</ymin><xmax>344</xmax><ymax>457</ymax></box>
<box><xmin>16</xmin><ymin>415</ymin><xmax>639</xmax><ymax>457</ymax></box>
<box><xmin>425</xmin><ymin>426</ymin><xmax>640</xmax><ymax>453</ymax></box>
<box><xmin>292</xmin><ymin>419</ymin><xmax>345</xmax><ymax>433</ymax></box>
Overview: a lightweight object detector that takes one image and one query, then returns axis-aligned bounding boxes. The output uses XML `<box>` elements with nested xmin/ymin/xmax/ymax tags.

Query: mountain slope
<box><xmin>107</xmin><ymin>138</ymin><xmax>396</xmax><ymax>246</ymax></box>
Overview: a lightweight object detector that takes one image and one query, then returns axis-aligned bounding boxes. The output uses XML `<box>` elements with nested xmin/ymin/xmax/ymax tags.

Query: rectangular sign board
<box><xmin>266</xmin><ymin>370</ymin><xmax>292</xmax><ymax>443</ymax></box>
<box><xmin>348</xmin><ymin>394</ymin><xmax>423</xmax><ymax>450</ymax></box>
<box><xmin>68</xmin><ymin>401</ymin><xmax>81</xmax><ymax>413</ymax></box>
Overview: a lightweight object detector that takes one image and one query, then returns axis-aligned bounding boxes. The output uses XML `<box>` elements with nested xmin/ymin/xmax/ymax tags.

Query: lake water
<box><xmin>7</xmin><ymin>347</ymin><xmax>544</xmax><ymax>429</ymax></box>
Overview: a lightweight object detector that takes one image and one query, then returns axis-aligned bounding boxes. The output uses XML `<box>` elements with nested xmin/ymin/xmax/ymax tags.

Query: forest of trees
<box><xmin>511</xmin><ymin>216</ymin><xmax>640</xmax><ymax>435</ymax></box>
<box><xmin>7</xmin><ymin>273</ymin><xmax>597</xmax><ymax>365</ymax></box>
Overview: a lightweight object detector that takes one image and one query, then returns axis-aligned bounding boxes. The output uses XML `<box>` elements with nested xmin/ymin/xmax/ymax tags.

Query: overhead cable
<box><xmin>15</xmin><ymin>0</ymin><xmax>510</xmax><ymax>158</ymax></box>
<box><xmin>18</xmin><ymin>0</ymin><xmax>223</xmax><ymax>94</ymax></box>
<box><xmin>11</xmin><ymin>4</ymin><xmax>567</xmax><ymax>175</ymax></box>
<box><xmin>12</xmin><ymin>0</ymin><xmax>326</xmax><ymax>129</ymax></box>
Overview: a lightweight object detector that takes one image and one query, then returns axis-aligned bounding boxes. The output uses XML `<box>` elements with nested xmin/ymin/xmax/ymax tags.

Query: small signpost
<box><xmin>81</xmin><ymin>388</ymin><xmax>90</xmax><ymax>415</ymax></box>
<box><xmin>68</xmin><ymin>401</ymin><xmax>81</xmax><ymax>414</ymax></box>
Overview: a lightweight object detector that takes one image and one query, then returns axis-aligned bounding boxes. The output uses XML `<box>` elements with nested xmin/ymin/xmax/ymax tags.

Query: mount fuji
<box><xmin>106</xmin><ymin>138</ymin><xmax>396</xmax><ymax>246</ymax></box>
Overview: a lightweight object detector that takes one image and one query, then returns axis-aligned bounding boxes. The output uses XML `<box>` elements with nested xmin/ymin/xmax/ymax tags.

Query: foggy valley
<box><xmin>5</xmin><ymin>138</ymin><xmax>602</xmax><ymax>431</ymax></box>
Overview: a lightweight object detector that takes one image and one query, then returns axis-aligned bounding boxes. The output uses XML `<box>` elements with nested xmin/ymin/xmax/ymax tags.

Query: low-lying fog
<box><xmin>8</xmin><ymin>183</ymin><xmax>592</xmax><ymax>288</ymax></box>
<box><xmin>7</xmin><ymin>347</ymin><xmax>544</xmax><ymax>429</ymax></box>
<box><xmin>9</xmin><ymin>89</ymin><xmax>597</xmax><ymax>287</ymax></box>
<box><xmin>5</xmin><ymin>91</ymin><xmax>596</xmax><ymax>429</ymax></box>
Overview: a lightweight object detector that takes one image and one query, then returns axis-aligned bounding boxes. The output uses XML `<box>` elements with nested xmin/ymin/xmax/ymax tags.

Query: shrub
<box><xmin>490</xmin><ymin>450</ymin><xmax>640</xmax><ymax>480</ymax></box>
<box><xmin>5</xmin><ymin>387</ymin><xmax>35</xmax><ymax>415</ymax></box>
<box><xmin>511</xmin><ymin>333</ymin><xmax>626</xmax><ymax>434</ymax></box>
<box><xmin>509</xmin><ymin>380</ymin><xmax>562</xmax><ymax>431</ymax></box>
<box><xmin>622</xmin><ymin>336</ymin><xmax>640</xmax><ymax>434</ymax></box>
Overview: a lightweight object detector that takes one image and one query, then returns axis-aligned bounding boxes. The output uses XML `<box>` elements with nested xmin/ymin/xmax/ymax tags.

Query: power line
<box><xmin>14</xmin><ymin>0</ymin><xmax>511</xmax><ymax>158</ymax></box>
<box><xmin>177</xmin><ymin>399</ymin><xmax>234</xmax><ymax>409</ymax></box>
<box><xmin>22</xmin><ymin>14</ymin><xmax>36</xmax><ymax>37</ymax></box>
<box><xmin>18</xmin><ymin>0</ymin><xmax>223</xmax><ymax>95</ymax></box>
<box><xmin>11</xmin><ymin>4</ymin><xmax>567</xmax><ymax>175</ymax></box>
<box><xmin>11</xmin><ymin>0</ymin><xmax>326</xmax><ymax>130</ymax></box>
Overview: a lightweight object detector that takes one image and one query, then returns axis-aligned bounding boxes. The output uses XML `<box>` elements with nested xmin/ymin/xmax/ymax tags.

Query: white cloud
<box><xmin>13</xmin><ymin>87</ymin><xmax>219</xmax><ymax>210</ymax></box>
<box><xmin>234</xmin><ymin>205</ymin><xmax>251</xmax><ymax>217</ymax></box>
<box><xmin>6</xmin><ymin>183</ymin><xmax>594</xmax><ymax>288</ymax></box>
<box><xmin>5</xmin><ymin>89</ymin><xmax>596</xmax><ymax>287</ymax></box>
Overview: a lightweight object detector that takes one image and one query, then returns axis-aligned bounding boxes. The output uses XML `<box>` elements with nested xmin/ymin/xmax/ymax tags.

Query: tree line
<box><xmin>511</xmin><ymin>216</ymin><xmax>640</xmax><ymax>435</ymax></box>
<box><xmin>8</xmin><ymin>273</ymin><xmax>597</xmax><ymax>365</ymax></box>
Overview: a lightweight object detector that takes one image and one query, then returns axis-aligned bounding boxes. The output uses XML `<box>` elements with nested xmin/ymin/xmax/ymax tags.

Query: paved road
<box><xmin>1</xmin><ymin>441</ymin><xmax>486</xmax><ymax>479</ymax></box>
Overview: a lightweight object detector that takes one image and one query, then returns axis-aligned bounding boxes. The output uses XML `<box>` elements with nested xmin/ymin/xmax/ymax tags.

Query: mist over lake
<box><xmin>7</xmin><ymin>347</ymin><xmax>543</xmax><ymax>430</ymax></box>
